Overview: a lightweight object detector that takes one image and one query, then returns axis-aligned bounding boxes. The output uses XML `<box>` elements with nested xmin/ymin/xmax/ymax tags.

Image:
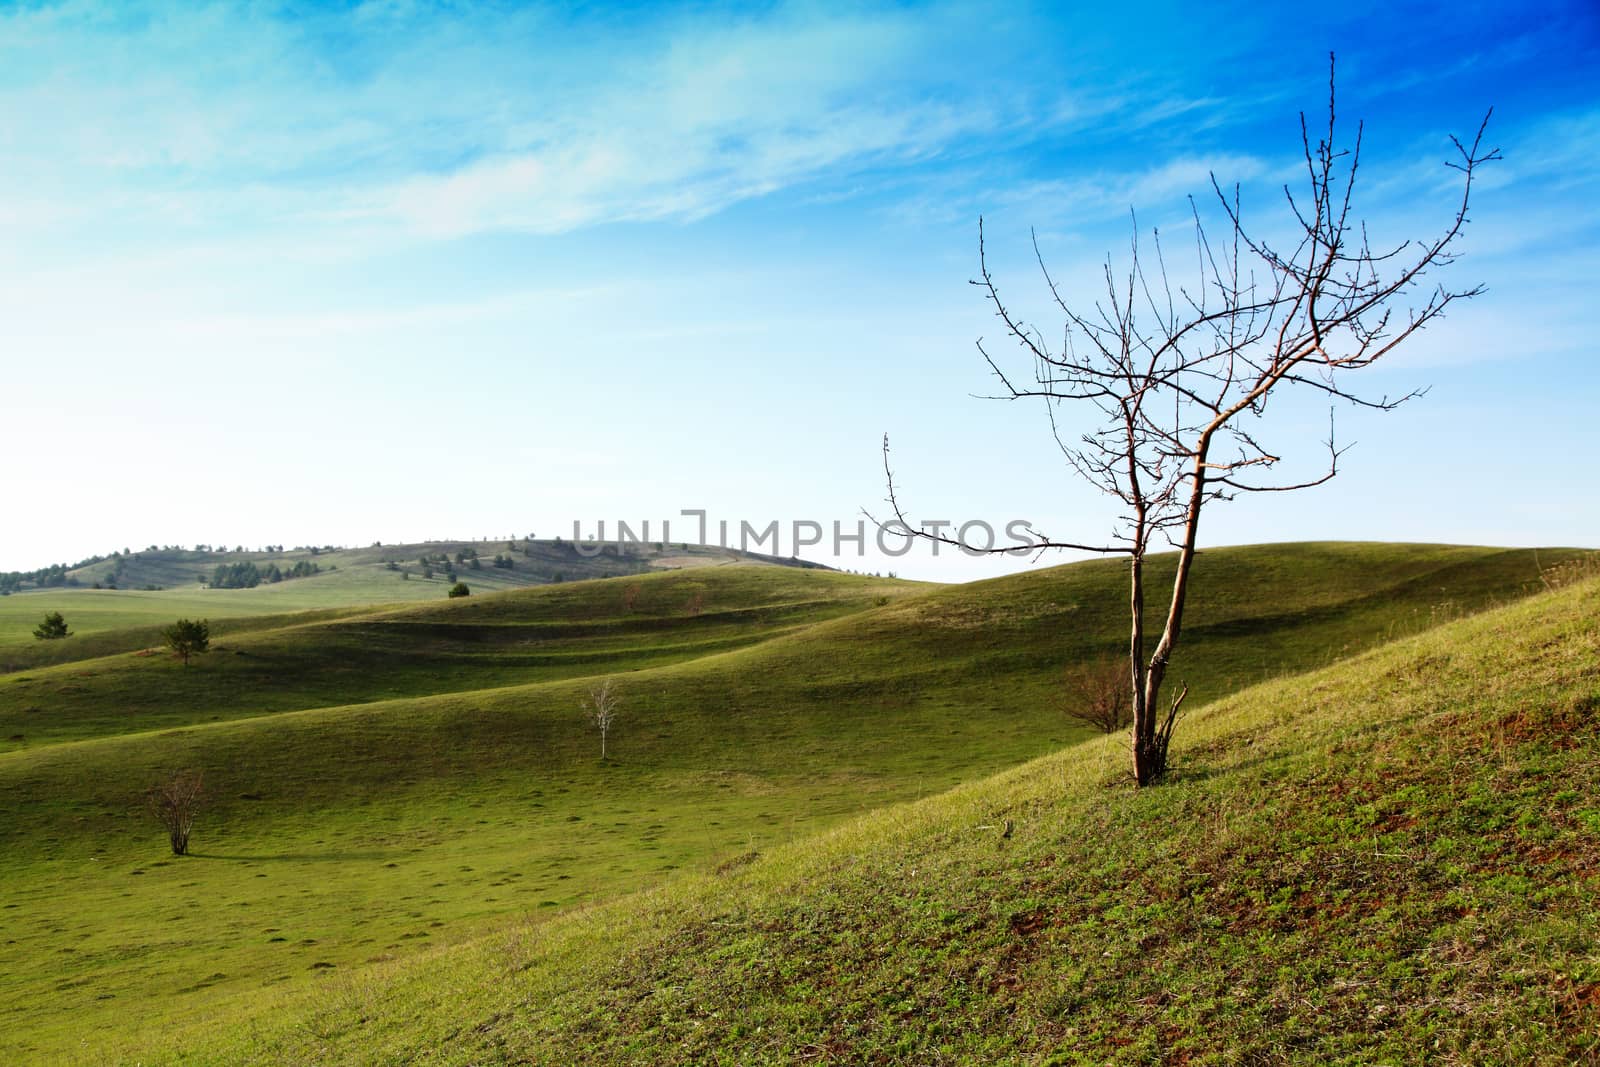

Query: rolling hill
<box><xmin>131</xmin><ymin>565</ymin><xmax>1600</xmax><ymax>1065</ymax></box>
<box><xmin>0</xmin><ymin>542</ymin><xmax>1591</xmax><ymax>1062</ymax></box>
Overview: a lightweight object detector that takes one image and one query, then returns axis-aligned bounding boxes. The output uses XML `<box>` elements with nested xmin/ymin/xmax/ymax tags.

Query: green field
<box><xmin>0</xmin><ymin>542</ymin><xmax>1592</xmax><ymax>1063</ymax></box>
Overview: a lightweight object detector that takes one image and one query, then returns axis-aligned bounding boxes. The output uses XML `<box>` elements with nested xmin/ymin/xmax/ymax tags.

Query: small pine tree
<box><xmin>32</xmin><ymin>612</ymin><xmax>70</xmax><ymax>640</ymax></box>
<box><xmin>447</xmin><ymin>582</ymin><xmax>470</xmax><ymax>598</ymax></box>
<box><xmin>162</xmin><ymin>619</ymin><xmax>211</xmax><ymax>666</ymax></box>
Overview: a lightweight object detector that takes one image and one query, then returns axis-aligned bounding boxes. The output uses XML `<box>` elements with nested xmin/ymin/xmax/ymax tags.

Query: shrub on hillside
<box><xmin>1064</xmin><ymin>654</ymin><xmax>1133</xmax><ymax>734</ymax></box>
<box><xmin>162</xmin><ymin>618</ymin><xmax>211</xmax><ymax>666</ymax></box>
<box><xmin>148</xmin><ymin>770</ymin><xmax>205</xmax><ymax>856</ymax></box>
<box><xmin>32</xmin><ymin>612</ymin><xmax>70</xmax><ymax>640</ymax></box>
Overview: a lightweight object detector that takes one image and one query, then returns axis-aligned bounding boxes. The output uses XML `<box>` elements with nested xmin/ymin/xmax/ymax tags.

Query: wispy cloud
<box><xmin>367</xmin><ymin>92</ymin><xmax>986</xmax><ymax>237</ymax></box>
<box><xmin>0</xmin><ymin>2</ymin><xmax>1085</xmax><ymax>241</ymax></box>
<box><xmin>887</xmin><ymin>151</ymin><xmax>1274</xmax><ymax>235</ymax></box>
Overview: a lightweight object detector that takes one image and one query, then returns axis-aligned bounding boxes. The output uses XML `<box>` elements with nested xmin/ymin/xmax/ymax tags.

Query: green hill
<box><xmin>0</xmin><ymin>543</ymin><xmax>1591</xmax><ymax>1062</ymax></box>
<box><xmin>105</xmin><ymin>567</ymin><xmax>1600</xmax><ymax>1064</ymax></box>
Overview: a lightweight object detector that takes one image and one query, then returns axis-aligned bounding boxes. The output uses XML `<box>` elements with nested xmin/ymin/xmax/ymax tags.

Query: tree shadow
<box><xmin>186</xmin><ymin>850</ymin><xmax>404</xmax><ymax>863</ymax></box>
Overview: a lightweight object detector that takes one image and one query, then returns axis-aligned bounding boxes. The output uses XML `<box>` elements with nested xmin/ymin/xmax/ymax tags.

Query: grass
<box><xmin>0</xmin><ymin>542</ymin><xmax>1589</xmax><ymax>1062</ymax></box>
<box><xmin>100</xmin><ymin>570</ymin><xmax>1600</xmax><ymax>1065</ymax></box>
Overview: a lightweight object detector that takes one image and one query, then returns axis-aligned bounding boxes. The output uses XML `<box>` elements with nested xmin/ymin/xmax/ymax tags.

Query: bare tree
<box><xmin>582</xmin><ymin>678</ymin><xmax>620</xmax><ymax>759</ymax></box>
<box><xmin>1064</xmin><ymin>654</ymin><xmax>1134</xmax><ymax>734</ymax></box>
<box><xmin>882</xmin><ymin>59</ymin><xmax>1497</xmax><ymax>785</ymax></box>
<box><xmin>148</xmin><ymin>770</ymin><xmax>206</xmax><ymax>855</ymax></box>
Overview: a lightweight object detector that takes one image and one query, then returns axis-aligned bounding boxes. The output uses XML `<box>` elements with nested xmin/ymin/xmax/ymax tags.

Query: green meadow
<box><xmin>0</xmin><ymin>542</ymin><xmax>1592</xmax><ymax>1063</ymax></box>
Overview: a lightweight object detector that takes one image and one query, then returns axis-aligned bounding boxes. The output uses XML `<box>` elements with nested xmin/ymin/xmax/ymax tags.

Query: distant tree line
<box><xmin>210</xmin><ymin>560</ymin><xmax>322</xmax><ymax>589</ymax></box>
<box><xmin>0</xmin><ymin>552</ymin><xmax>111</xmax><ymax>595</ymax></box>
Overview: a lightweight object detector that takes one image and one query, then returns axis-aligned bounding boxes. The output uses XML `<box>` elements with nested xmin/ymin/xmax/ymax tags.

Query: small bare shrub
<box><xmin>582</xmin><ymin>679</ymin><xmax>620</xmax><ymax>759</ymax></box>
<box><xmin>149</xmin><ymin>770</ymin><xmax>206</xmax><ymax>855</ymax></box>
<box><xmin>1540</xmin><ymin>551</ymin><xmax>1600</xmax><ymax>591</ymax></box>
<box><xmin>1065</xmin><ymin>655</ymin><xmax>1133</xmax><ymax>734</ymax></box>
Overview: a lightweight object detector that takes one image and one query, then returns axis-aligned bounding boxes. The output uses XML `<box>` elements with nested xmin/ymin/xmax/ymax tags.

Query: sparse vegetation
<box><xmin>1540</xmin><ymin>550</ymin><xmax>1600</xmax><ymax>590</ymax></box>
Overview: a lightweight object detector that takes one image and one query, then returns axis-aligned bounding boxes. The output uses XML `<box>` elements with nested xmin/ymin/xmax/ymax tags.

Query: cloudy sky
<box><xmin>3</xmin><ymin>0</ymin><xmax>1596</xmax><ymax>579</ymax></box>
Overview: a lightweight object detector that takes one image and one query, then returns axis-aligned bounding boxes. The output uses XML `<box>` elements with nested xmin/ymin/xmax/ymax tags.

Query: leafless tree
<box><xmin>148</xmin><ymin>770</ymin><xmax>206</xmax><ymax>855</ymax></box>
<box><xmin>882</xmin><ymin>59</ymin><xmax>1497</xmax><ymax>785</ymax></box>
<box><xmin>583</xmin><ymin>678</ymin><xmax>620</xmax><ymax>759</ymax></box>
<box><xmin>1064</xmin><ymin>654</ymin><xmax>1134</xmax><ymax>734</ymax></box>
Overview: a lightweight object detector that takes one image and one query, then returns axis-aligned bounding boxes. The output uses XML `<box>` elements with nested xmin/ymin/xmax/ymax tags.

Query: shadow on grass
<box><xmin>186</xmin><ymin>850</ymin><xmax>405</xmax><ymax>863</ymax></box>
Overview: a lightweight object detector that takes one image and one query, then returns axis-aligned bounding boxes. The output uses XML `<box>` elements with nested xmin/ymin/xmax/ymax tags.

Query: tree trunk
<box><xmin>1128</xmin><ymin>553</ymin><xmax>1159</xmax><ymax>784</ymax></box>
<box><xmin>1131</xmin><ymin>442</ymin><xmax>1211</xmax><ymax>785</ymax></box>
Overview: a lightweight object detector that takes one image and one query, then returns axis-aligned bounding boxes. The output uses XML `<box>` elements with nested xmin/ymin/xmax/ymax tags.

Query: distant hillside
<box><xmin>2</xmin><ymin>537</ymin><xmax>827</xmax><ymax>596</ymax></box>
<box><xmin>0</xmin><ymin>538</ymin><xmax>831</xmax><ymax>666</ymax></box>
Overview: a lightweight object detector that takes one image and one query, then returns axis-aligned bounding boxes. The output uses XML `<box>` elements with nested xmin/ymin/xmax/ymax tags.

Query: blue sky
<box><xmin>3</xmin><ymin>0</ymin><xmax>1597</xmax><ymax>580</ymax></box>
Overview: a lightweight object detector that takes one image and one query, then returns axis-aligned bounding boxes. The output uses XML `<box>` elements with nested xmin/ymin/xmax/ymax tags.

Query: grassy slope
<box><xmin>132</xmin><ymin>573</ymin><xmax>1600</xmax><ymax>1066</ymax></box>
<box><xmin>0</xmin><ymin>544</ymin><xmax>1587</xmax><ymax>1062</ymax></box>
